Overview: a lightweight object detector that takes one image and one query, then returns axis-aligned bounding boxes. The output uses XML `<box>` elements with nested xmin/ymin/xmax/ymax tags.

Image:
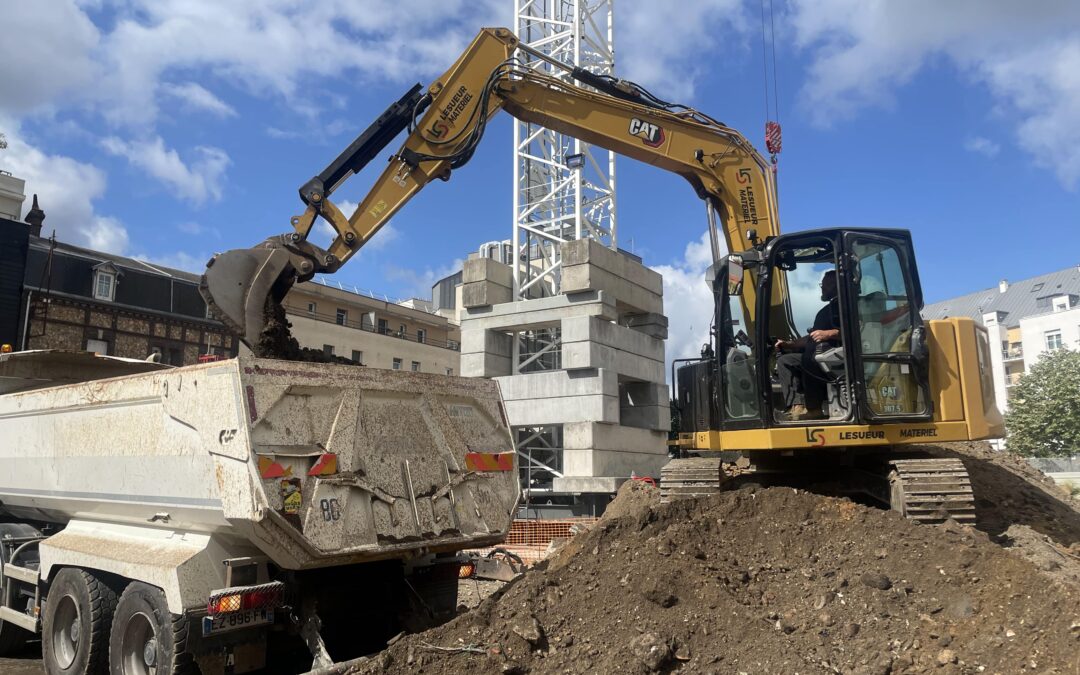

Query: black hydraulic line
<box><xmin>298</xmin><ymin>83</ymin><xmax>430</xmax><ymax>206</ymax></box>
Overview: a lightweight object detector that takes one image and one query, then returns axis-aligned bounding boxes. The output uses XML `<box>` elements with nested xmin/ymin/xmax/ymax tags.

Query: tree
<box><xmin>1005</xmin><ymin>347</ymin><xmax>1080</xmax><ymax>457</ymax></box>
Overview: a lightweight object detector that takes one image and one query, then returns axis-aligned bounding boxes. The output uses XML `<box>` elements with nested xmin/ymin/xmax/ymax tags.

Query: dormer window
<box><xmin>92</xmin><ymin>263</ymin><xmax>119</xmax><ymax>302</ymax></box>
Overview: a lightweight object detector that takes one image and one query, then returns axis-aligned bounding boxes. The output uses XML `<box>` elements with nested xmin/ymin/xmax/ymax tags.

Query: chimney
<box><xmin>24</xmin><ymin>194</ymin><xmax>44</xmax><ymax>238</ymax></box>
<box><xmin>998</xmin><ymin>279</ymin><xmax>1009</xmax><ymax>294</ymax></box>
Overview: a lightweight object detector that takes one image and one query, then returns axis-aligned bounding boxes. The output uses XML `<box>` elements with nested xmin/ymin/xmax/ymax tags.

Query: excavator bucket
<box><xmin>200</xmin><ymin>246</ymin><xmax>297</xmax><ymax>348</ymax></box>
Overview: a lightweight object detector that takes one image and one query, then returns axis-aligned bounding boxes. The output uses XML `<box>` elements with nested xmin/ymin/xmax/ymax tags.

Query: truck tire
<box><xmin>108</xmin><ymin>582</ymin><xmax>193</xmax><ymax>675</ymax></box>
<box><xmin>42</xmin><ymin>568</ymin><xmax>118</xmax><ymax>675</ymax></box>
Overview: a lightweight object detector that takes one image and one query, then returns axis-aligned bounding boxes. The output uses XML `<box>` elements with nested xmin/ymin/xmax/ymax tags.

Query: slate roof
<box><xmin>923</xmin><ymin>265</ymin><xmax>1080</xmax><ymax>328</ymax></box>
<box><xmin>28</xmin><ymin>236</ymin><xmax>201</xmax><ymax>282</ymax></box>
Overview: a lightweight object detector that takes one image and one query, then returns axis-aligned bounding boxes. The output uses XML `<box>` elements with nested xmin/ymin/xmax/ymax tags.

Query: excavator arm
<box><xmin>201</xmin><ymin>27</ymin><xmax>779</xmax><ymax>347</ymax></box>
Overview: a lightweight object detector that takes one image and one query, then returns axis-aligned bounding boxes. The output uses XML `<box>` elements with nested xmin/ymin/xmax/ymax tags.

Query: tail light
<box><xmin>207</xmin><ymin>581</ymin><xmax>286</xmax><ymax>616</ymax></box>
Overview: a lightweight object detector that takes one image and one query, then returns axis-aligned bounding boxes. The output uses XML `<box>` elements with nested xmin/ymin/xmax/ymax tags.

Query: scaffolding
<box><xmin>512</xmin><ymin>0</ymin><xmax>617</xmax><ymax>301</ymax></box>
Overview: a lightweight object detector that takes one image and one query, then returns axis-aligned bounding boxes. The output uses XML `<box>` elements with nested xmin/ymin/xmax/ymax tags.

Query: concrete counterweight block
<box><xmin>560</xmin><ymin>239</ymin><xmax>663</xmax><ymax>316</ymax></box>
<box><xmin>619</xmin><ymin>381</ymin><xmax>671</xmax><ymax>431</ymax></box>
<box><xmin>462</xmin><ymin>258</ymin><xmax>513</xmax><ymax>309</ymax></box>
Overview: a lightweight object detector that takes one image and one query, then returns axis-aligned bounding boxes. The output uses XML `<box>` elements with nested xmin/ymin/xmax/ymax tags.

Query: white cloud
<box><xmin>176</xmin><ymin>221</ymin><xmax>220</xmax><ymax>238</ymax></box>
<box><xmin>160</xmin><ymin>82</ymin><xmax>237</xmax><ymax>118</ymax></box>
<box><xmin>790</xmin><ymin>0</ymin><xmax>1080</xmax><ymax>187</ymax></box>
<box><xmin>68</xmin><ymin>0</ymin><xmax>505</xmax><ymax>127</ymax></box>
<box><xmin>964</xmin><ymin>136</ymin><xmax>1001</xmax><ymax>158</ymax></box>
<box><xmin>136</xmin><ymin>250</ymin><xmax>211</xmax><ymax>273</ymax></box>
<box><xmin>651</xmin><ymin>230</ymin><xmax>721</xmax><ymax>379</ymax></box>
<box><xmin>619</xmin><ymin>0</ymin><xmax>749</xmax><ymax>101</ymax></box>
<box><xmin>101</xmin><ymin>136</ymin><xmax>230</xmax><ymax>205</ymax></box>
<box><xmin>0</xmin><ymin>1</ymin><xmax>99</xmax><ymax>115</ymax></box>
<box><xmin>0</xmin><ymin>122</ymin><xmax>129</xmax><ymax>253</ymax></box>
<box><xmin>385</xmin><ymin>257</ymin><xmax>464</xmax><ymax>300</ymax></box>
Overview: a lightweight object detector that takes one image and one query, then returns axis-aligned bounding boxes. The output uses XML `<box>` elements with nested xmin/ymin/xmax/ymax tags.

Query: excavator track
<box><xmin>660</xmin><ymin>457</ymin><xmax>725</xmax><ymax>503</ymax></box>
<box><xmin>888</xmin><ymin>458</ymin><xmax>976</xmax><ymax>525</ymax></box>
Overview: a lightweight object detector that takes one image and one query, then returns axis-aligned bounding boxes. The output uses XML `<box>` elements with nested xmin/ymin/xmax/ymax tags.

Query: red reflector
<box><xmin>207</xmin><ymin>582</ymin><xmax>285</xmax><ymax>616</ymax></box>
<box><xmin>464</xmin><ymin>452</ymin><xmax>514</xmax><ymax>472</ymax></box>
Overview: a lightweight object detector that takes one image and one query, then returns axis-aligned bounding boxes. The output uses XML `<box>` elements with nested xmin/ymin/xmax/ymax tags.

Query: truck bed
<box><xmin>0</xmin><ymin>355</ymin><xmax>519</xmax><ymax>570</ymax></box>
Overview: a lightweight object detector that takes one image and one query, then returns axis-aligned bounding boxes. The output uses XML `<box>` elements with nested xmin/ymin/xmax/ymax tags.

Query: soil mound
<box><xmin>352</xmin><ymin>484</ymin><xmax>1079</xmax><ymax>675</ymax></box>
<box><xmin>254</xmin><ymin>298</ymin><xmax>360</xmax><ymax>365</ymax></box>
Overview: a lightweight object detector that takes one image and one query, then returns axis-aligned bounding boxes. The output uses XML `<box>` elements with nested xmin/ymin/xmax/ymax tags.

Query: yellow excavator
<box><xmin>201</xmin><ymin>27</ymin><xmax>1004</xmax><ymax>525</ymax></box>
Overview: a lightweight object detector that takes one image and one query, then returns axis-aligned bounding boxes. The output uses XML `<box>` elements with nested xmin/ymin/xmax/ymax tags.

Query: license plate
<box><xmin>202</xmin><ymin>609</ymin><xmax>275</xmax><ymax>637</ymax></box>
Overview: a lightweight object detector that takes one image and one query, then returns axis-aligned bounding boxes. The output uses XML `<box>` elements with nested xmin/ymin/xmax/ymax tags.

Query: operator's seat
<box><xmin>813</xmin><ymin>344</ymin><xmax>849</xmax><ymax>419</ymax></box>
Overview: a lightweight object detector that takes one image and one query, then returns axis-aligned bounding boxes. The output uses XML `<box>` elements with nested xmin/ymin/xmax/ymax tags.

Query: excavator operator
<box><xmin>774</xmin><ymin>270</ymin><xmax>841</xmax><ymax>421</ymax></box>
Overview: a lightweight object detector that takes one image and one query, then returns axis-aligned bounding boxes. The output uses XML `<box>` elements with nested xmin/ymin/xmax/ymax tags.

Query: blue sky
<box><xmin>2</xmin><ymin>1</ymin><xmax>1079</xmax><ymax>363</ymax></box>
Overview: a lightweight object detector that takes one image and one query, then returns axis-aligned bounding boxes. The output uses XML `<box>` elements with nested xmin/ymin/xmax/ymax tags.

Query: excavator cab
<box><xmin>678</xmin><ymin>227</ymin><xmax>933</xmax><ymax>437</ymax></box>
<box><xmin>669</xmin><ymin>227</ymin><xmax>1001</xmax><ymax>523</ymax></box>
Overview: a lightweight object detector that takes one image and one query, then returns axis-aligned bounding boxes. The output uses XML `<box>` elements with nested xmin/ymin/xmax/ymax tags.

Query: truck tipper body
<box><xmin>0</xmin><ymin>350</ymin><xmax>519</xmax><ymax>673</ymax></box>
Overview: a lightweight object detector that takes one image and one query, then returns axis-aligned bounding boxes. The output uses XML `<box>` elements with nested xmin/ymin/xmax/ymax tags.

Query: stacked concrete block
<box><xmin>459</xmin><ymin>240</ymin><xmax>673</xmax><ymax>494</ymax></box>
<box><xmin>459</xmin><ymin>327</ymin><xmax>512</xmax><ymax>378</ymax></box>
<box><xmin>555</xmin><ymin>422</ymin><xmax>670</xmax><ymax>493</ymax></box>
<box><xmin>561</xmin><ymin>239</ymin><xmax>664</xmax><ymax>316</ymax></box>
<box><xmin>495</xmin><ymin>369</ymin><xmax>620</xmax><ymax>426</ymax></box>
<box><xmin>461</xmin><ymin>258</ymin><xmax>513</xmax><ymax>309</ymax></box>
<box><xmin>561</xmin><ymin>315</ymin><xmax>665</xmax><ymax>384</ymax></box>
<box><xmin>619</xmin><ymin>381</ymin><xmax>671</xmax><ymax>431</ymax></box>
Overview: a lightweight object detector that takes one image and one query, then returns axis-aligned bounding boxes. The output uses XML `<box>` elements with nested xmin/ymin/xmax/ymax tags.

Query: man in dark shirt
<box><xmin>775</xmin><ymin>270</ymin><xmax>841</xmax><ymax>420</ymax></box>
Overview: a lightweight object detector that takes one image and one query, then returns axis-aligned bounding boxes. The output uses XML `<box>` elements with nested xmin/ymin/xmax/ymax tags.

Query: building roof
<box><xmin>29</xmin><ymin>235</ymin><xmax>202</xmax><ymax>283</ymax></box>
<box><xmin>923</xmin><ymin>265</ymin><xmax>1080</xmax><ymax>328</ymax></box>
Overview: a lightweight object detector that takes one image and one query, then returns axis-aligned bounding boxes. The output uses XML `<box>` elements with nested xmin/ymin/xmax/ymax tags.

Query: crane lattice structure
<box><xmin>512</xmin><ymin>0</ymin><xmax>617</xmax><ymax>299</ymax></box>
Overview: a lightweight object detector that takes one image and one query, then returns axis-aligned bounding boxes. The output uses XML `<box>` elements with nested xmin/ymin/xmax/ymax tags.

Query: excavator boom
<box><xmin>200</xmin><ymin>27</ymin><xmax>779</xmax><ymax>347</ymax></box>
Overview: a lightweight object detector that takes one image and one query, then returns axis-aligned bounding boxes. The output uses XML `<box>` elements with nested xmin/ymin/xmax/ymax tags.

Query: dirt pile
<box><xmin>253</xmin><ymin>297</ymin><xmax>360</xmax><ymax>365</ymax></box>
<box><xmin>352</xmin><ymin>479</ymin><xmax>1079</xmax><ymax>675</ymax></box>
<box><xmin>920</xmin><ymin>442</ymin><xmax>1080</xmax><ymax>586</ymax></box>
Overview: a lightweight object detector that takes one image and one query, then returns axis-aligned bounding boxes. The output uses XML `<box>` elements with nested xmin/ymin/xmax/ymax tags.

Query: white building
<box><xmin>923</xmin><ymin>266</ymin><xmax>1080</xmax><ymax>415</ymax></box>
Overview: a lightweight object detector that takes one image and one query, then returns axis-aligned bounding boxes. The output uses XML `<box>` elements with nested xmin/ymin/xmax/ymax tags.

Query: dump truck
<box><xmin>0</xmin><ymin>349</ymin><xmax>519</xmax><ymax>674</ymax></box>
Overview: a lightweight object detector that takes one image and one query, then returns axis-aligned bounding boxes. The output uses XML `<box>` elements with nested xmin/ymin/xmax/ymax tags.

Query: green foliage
<box><xmin>1005</xmin><ymin>347</ymin><xmax>1080</xmax><ymax>457</ymax></box>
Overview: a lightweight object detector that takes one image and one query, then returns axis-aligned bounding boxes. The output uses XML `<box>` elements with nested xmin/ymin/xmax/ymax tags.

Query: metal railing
<box><xmin>289</xmin><ymin>307</ymin><xmax>460</xmax><ymax>351</ymax></box>
<box><xmin>1003</xmin><ymin>345</ymin><xmax>1023</xmax><ymax>360</ymax></box>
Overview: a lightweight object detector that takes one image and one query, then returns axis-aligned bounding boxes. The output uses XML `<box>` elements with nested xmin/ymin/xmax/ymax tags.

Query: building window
<box><xmin>1053</xmin><ymin>296</ymin><xmax>1069</xmax><ymax>312</ymax></box>
<box><xmin>307</xmin><ymin>302</ymin><xmax>317</xmax><ymax>316</ymax></box>
<box><xmin>378</xmin><ymin>318</ymin><xmax>389</xmax><ymax>335</ymax></box>
<box><xmin>411</xmin><ymin>361</ymin><xmax>420</xmax><ymax>372</ymax></box>
<box><xmin>336</xmin><ymin>309</ymin><xmax>348</xmax><ymax>326</ymax></box>
<box><xmin>93</xmin><ymin>271</ymin><xmax>116</xmax><ymax>301</ymax></box>
<box><xmin>399</xmin><ymin>324</ymin><xmax>407</xmax><ymax>338</ymax></box>
<box><xmin>1045</xmin><ymin>330</ymin><xmax>1063</xmax><ymax>351</ymax></box>
<box><xmin>351</xmin><ymin>350</ymin><xmax>363</xmax><ymax>363</ymax></box>
<box><xmin>392</xmin><ymin>358</ymin><xmax>402</xmax><ymax>370</ymax></box>
<box><xmin>86</xmin><ymin>338</ymin><xmax>109</xmax><ymax>355</ymax></box>
<box><xmin>323</xmin><ymin>344</ymin><xmax>335</xmax><ymax>356</ymax></box>
<box><xmin>446</xmin><ymin>367</ymin><xmax>453</xmax><ymax>376</ymax></box>
<box><xmin>416</xmin><ymin>328</ymin><xmax>426</xmax><ymax>344</ymax></box>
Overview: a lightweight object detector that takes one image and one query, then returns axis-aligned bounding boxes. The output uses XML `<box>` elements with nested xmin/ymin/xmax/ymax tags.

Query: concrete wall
<box><xmin>1020</xmin><ymin>305</ymin><xmax>1080</xmax><ymax>371</ymax></box>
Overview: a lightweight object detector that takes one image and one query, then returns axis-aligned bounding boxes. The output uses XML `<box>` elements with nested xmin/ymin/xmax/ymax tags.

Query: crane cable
<box><xmin>759</xmin><ymin>0</ymin><xmax>782</xmax><ymax>164</ymax></box>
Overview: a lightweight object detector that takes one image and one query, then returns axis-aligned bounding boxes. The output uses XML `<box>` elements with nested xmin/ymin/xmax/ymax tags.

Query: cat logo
<box><xmin>628</xmin><ymin>118</ymin><xmax>665</xmax><ymax>147</ymax></box>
